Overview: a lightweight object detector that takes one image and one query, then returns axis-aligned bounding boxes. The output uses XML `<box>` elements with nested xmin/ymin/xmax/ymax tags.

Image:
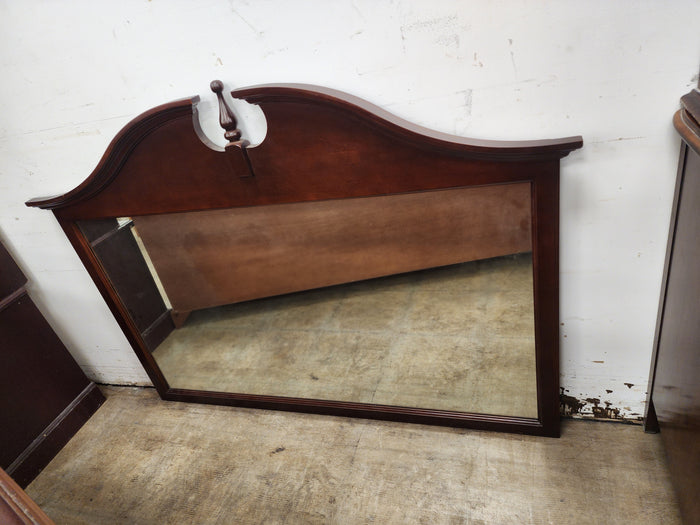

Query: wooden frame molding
<box><xmin>27</xmin><ymin>81</ymin><xmax>582</xmax><ymax>437</ymax></box>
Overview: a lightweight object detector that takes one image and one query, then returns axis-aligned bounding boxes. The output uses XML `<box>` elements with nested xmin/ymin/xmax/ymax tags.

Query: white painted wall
<box><xmin>1</xmin><ymin>1</ymin><xmax>698</xmax><ymax>415</ymax></box>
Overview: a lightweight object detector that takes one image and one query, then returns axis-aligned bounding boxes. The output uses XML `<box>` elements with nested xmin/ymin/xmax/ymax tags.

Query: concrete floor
<box><xmin>27</xmin><ymin>386</ymin><xmax>680</xmax><ymax>525</ymax></box>
<box><xmin>153</xmin><ymin>254</ymin><xmax>537</xmax><ymax>418</ymax></box>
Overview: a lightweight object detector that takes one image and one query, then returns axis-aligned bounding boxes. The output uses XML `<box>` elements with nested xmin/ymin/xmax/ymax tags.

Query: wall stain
<box><xmin>559</xmin><ymin>388</ymin><xmax>641</xmax><ymax>423</ymax></box>
<box><xmin>560</xmin><ymin>390</ymin><xmax>585</xmax><ymax>416</ymax></box>
<box><xmin>590</xmin><ymin>400</ymin><xmax>621</xmax><ymax>419</ymax></box>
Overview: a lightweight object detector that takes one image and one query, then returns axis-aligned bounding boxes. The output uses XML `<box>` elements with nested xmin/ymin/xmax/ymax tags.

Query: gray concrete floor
<box><xmin>27</xmin><ymin>386</ymin><xmax>680</xmax><ymax>525</ymax></box>
<box><xmin>153</xmin><ymin>254</ymin><xmax>537</xmax><ymax>418</ymax></box>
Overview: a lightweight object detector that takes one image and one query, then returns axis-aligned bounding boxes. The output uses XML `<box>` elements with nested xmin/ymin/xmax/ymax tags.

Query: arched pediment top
<box><xmin>232</xmin><ymin>83</ymin><xmax>583</xmax><ymax>161</ymax></box>
<box><xmin>26</xmin><ymin>97</ymin><xmax>198</xmax><ymax>210</ymax></box>
<box><xmin>27</xmin><ymin>82</ymin><xmax>583</xmax><ymax>217</ymax></box>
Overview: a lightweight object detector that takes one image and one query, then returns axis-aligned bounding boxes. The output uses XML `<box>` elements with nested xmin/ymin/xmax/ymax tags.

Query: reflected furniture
<box><xmin>0</xmin><ymin>240</ymin><xmax>104</xmax><ymax>488</ymax></box>
<box><xmin>644</xmin><ymin>87</ymin><xmax>700</xmax><ymax>521</ymax></box>
<box><xmin>27</xmin><ymin>81</ymin><xmax>582</xmax><ymax>436</ymax></box>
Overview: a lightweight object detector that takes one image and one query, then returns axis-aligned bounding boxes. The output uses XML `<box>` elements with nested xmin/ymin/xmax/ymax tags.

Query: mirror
<box><xmin>77</xmin><ymin>183</ymin><xmax>537</xmax><ymax>418</ymax></box>
<box><xmin>27</xmin><ymin>82</ymin><xmax>581</xmax><ymax>435</ymax></box>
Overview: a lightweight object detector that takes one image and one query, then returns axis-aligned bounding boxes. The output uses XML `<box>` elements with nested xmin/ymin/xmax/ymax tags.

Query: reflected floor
<box><xmin>153</xmin><ymin>253</ymin><xmax>537</xmax><ymax>418</ymax></box>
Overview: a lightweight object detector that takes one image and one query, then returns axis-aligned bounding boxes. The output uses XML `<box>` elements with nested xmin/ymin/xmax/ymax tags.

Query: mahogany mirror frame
<box><xmin>27</xmin><ymin>81</ymin><xmax>582</xmax><ymax>437</ymax></box>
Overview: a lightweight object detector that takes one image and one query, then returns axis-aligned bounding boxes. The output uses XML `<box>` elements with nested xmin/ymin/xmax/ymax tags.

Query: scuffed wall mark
<box><xmin>537</xmin><ymin>75</ymin><xmax>557</xmax><ymax>87</ymax></box>
<box><xmin>691</xmin><ymin>73</ymin><xmax>699</xmax><ymax>85</ymax></box>
<box><xmin>356</xmin><ymin>64</ymin><xmax>396</xmax><ymax>77</ymax></box>
<box><xmin>508</xmin><ymin>39</ymin><xmax>517</xmax><ymax>75</ymax></box>
<box><xmin>263</xmin><ymin>46</ymin><xmax>289</xmax><ymax>59</ymax></box>
<box><xmin>593</xmin><ymin>360</ymin><xmax>604</xmax><ymax>363</ymax></box>
<box><xmin>591</xmin><ymin>136</ymin><xmax>645</xmax><ymax>144</ymax></box>
<box><xmin>435</xmin><ymin>33</ymin><xmax>459</xmax><ymax>50</ymax></box>
<box><xmin>228</xmin><ymin>2</ymin><xmax>263</xmax><ymax>37</ymax></box>
<box><xmin>472</xmin><ymin>52</ymin><xmax>483</xmax><ymax>68</ymax></box>
<box><xmin>400</xmin><ymin>15</ymin><xmax>461</xmax><ymax>51</ymax></box>
<box><xmin>462</xmin><ymin>89</ymin><xmax>472</xmax><ymax>118</ymax></box>
<box><xmin>624</xmin><ymin>382</ymin><xmax>634</xmax><ymax>389</ymax></box>
<box><xmin>351</xmin><ymin>0</ymin><xmax>367</xmax><ymax>22</ymax></box>
<box><xmin>402</xmin><ymin>14</ymin><xmax>458</xmax><ymax>33</ymax></box>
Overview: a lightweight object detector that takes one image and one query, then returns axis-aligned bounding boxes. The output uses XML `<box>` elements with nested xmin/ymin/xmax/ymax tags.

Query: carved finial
<box><xmin>210</xmin><ymin>80</ymin><xmax>242</xmax><ymax>142</ymax></box>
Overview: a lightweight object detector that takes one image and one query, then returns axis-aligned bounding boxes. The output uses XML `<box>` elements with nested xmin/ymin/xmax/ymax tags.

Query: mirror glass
<box><xmin>77</xmin><ymin>184</ymin><xmax>537</xmax><ymax>418</ymax></box>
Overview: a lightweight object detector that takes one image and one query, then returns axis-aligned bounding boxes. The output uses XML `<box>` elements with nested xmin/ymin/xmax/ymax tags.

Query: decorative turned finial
<box><xmin>210</xmin><ymin>80</ymin><xmax>242</xmax><ymax>143</ymax></box>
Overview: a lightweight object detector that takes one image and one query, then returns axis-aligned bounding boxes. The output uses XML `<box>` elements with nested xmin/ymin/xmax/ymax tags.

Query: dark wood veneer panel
<box><xmin>0</xmin><ymin>295</ymin><xmax>91</xmax><ymax>469</ymax></box>
<box><xmin>1</xmin><ymin>239</ymin><xmax>105</xmax><ymax>487</ymax></box>
<box><xmin>646</xmin><ymin>88</ymin><xmax>700</xmax><ymax>522</ymax></box>
<box><xmin>86</xmin><ymin>222</ymin><xmax>173</xmax><ymax>351</ymax></box>
<box><xmin>650</xmin><ymin>145</ymin><xmax>700</xmax><ymax>522</ymax></box>
<box><xmin>132</xmin><ymin>183</ymin><xmax>532</xmax><ymax>313</ymax></box>
<box><xmin>0</xmin><ymin>244</ymin><xmax>26</xmax><ymax>301</ymax></box>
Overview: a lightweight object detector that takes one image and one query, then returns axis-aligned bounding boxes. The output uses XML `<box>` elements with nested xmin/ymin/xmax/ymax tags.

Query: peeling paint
<box><xmin>559</xmin><ymin>388</ymin><xmax>642</xmax><ymax>423</ymax></box>
<box><xmin>560</xmin><ymin>390</ymin><xmax>586</xmax><ymax>416</ymax></box>
<box><xmin>590</xmin><ymin>400</ymin><xmax>620</xmax><ymax>419</ymax></box>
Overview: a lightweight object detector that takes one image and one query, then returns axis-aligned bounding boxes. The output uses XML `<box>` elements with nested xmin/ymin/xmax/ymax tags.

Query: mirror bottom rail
<box><xmin>163</xmin><ymin>388</ymin><xmax>558</xmax><ymax>437</ymax></box>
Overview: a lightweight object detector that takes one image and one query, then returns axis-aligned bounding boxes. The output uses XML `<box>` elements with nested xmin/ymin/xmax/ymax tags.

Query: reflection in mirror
<box><xmin>78</xmin><ymin>184</ymin><xmax>536</xmax><ymax>418</ymax></box>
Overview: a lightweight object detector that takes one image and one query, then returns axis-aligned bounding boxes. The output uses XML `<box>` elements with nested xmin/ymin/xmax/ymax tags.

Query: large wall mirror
<box><xmin>28</xmin><ymin>81</ymin><xmax>582</xmax><ymax>436</ymax></box>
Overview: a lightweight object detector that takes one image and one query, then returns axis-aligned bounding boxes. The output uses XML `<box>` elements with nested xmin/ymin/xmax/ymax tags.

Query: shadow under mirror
<box><xmin>77</xmin><ymin>184</ymin><xmax>537</xmax><ymax>419</ymax></box>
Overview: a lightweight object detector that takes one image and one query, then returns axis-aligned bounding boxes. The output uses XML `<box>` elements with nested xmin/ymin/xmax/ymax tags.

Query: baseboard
<box><xmin>7</xmin><ymin>383</ymin><xmax>105</xmax><ymax>488</ymax></box>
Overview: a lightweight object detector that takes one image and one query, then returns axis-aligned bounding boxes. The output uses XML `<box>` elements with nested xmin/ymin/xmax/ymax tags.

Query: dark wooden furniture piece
<box><xmin>27</xmin><ymin>81</ymin><xmax>582</xmax><ymax>437</ymax></box>
<box><xmin>0</xmin><ymin>241</ymin><xmax>104</xmax><ymax>488</ymax></box>
<box><xmin>79</xmin><ymin>218</ymin><xmax>173</xmax><ymax>350</ymax></box>
<box><xmin>645</xmin><ymin>87</ymin><xmax>700</xmax><ymax>523</ymax></box>
<box><xmin>132</xmin><ymin>182</ymin><xmax>532</xmax><ymax>319</ymax></box>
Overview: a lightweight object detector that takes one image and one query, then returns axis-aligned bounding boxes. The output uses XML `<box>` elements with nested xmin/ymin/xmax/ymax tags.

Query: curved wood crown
<box><xmin>232</xmin><ymin>83</ymin><xmax>583</xmax><ymax>159</ymax></box>
<box><xmin>674</xmin><ymin>89</ymin><xmax>700</xmax><ymax>156</ymax></box>
<box><xmin>27</xmin><ymin>83</ymin><xmax>582</xmax><ymax>216</ymax></box>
